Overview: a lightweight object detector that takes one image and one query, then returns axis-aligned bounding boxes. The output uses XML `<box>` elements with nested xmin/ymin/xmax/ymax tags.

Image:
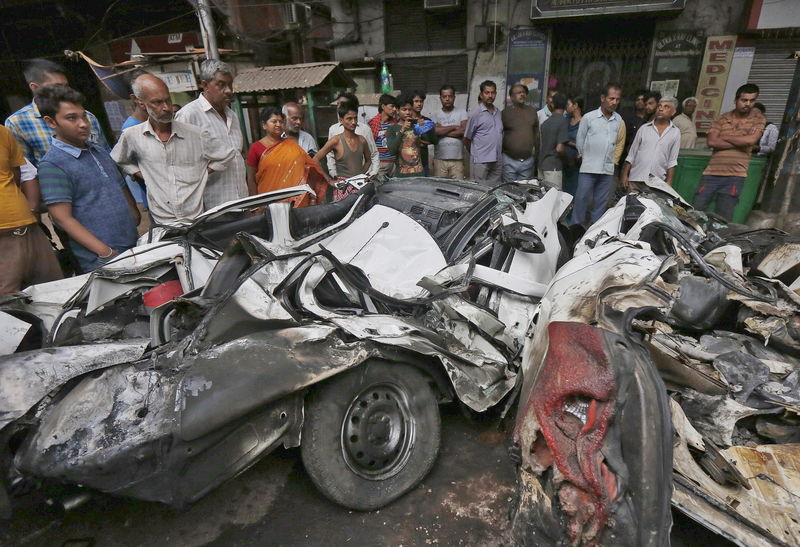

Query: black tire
<box><xmin>301</xmin><ymin>360</ymin><xmax>441</xmax><ymax>511</ymax></box>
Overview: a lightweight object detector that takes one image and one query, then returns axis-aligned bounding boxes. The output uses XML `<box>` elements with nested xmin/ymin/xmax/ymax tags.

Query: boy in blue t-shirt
<box><xmin>36</xmin><ymin>84</ymin><xmax>140</xmax><ymax>273</ymax></box>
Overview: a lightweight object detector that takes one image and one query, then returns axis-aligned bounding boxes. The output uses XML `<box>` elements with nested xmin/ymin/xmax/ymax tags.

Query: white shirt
<box><xmin>430</xmin><ymin>107</ymin><xmax>468</xmax><ymax>160</ymax></box>
<box><xmin>174</xmin><ymin>94</ymin><xmax>247</xmax><ymax>209</ymax></box>
<box><xmin>537</xmin><ymin>105</ymin><xmax>552</xmax><ymax>126</ymax></box>
<box><xmin>284</xmin><ymin>130</ymin><xmax>318</xmax><ymax>156</ymax></box>
<box><xmin>758</xmin><ymin>123</ymin><xmax>778</xmax><ymax>156</ymax></box>
<box><xmin>111</xmin><ymin>119</ymin><xmax>237</xmax><ymax>226</ymax></box>
<box><xmin>625</xmin><ymin>121</ymin><xmax>681</xmax><ymax>182</ymax></box>
<box><xmin>327</xmin><ymin>122</ymin><xmax>379</xmax><ymax>177</ymax></box>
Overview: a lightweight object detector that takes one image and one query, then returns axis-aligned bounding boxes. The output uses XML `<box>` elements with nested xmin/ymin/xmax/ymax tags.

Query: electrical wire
<box><xmin>649</xmin><ymin>221</ymin><xmax>776</xmax><ymax>303</ymax></box>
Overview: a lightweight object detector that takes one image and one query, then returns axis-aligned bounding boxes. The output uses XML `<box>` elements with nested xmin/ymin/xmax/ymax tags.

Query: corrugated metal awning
<box><xmin>233</xmin><ymin>62</ymin><xmax>355</xmax><ymax>93</ymax></box>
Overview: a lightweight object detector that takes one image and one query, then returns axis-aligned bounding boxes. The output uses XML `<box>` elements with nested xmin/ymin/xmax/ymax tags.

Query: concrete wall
<box><xmin>328</xmin><ymin>0</ymin><xmax>749</xmax><ymax>111</ymax></box>
<box><xmin>655</xmin><ymin>0</ymin><xmax>747</xmax><ymax>37</ymax></box>
<box><xmin>329</xmin><ymin>0</ymin><xmax>385</xmax><ymax>64</ymax></box>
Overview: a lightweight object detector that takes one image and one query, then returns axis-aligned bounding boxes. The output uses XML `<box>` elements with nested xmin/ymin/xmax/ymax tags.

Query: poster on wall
<box><xmin>506</xmin><ymin>28</ymin><xmax>549</xmax><ymax>109</ymax></box>
<box><xmin>649</xmin><ymin>30</ymin><xmax>705</xmax><ymax>101</ymax></box>
<box><xmin>693</xmin><ymin>35</ymin><xmax>737</xmax><ymax>132</ymax></box>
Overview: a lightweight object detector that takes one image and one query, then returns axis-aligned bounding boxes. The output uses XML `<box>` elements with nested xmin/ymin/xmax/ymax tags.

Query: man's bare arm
<box><xmin>721</xmin><ymin>129</ymin><xmax>763</xmax><ymax>148</ymax></box>
<box><xmin>449</xmin><ymin>120</ymin><xmax>467</xmax><ymax>139</ymax></box>
<box><xmin>434</xmin><ymin>124</ymin><xmax>456</xmax><ymax>137</ymax></box>
<box><xmin>706</xmin><ymin>129</ymin><xmax>735</xmax><ymax>150</ymax></box>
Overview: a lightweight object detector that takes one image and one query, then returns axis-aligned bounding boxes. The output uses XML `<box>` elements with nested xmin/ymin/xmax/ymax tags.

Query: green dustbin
<box><xmin>672</xmin><ymin>149</ymin><xmax>767</xmax><ymax>224</ymax></box>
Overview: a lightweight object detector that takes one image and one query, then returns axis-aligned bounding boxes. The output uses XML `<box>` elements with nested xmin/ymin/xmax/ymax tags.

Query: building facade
<box><xmin>327</xmin><ymin>0</ymin><xmax>800</xmax><ymax>127</ymax></box>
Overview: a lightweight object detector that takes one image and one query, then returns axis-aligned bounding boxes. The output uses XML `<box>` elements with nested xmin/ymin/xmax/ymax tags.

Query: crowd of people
<box><xmin>0</xmin><ymin>57</ymin><xmax>771</xmax><ymax>295</ymax></box>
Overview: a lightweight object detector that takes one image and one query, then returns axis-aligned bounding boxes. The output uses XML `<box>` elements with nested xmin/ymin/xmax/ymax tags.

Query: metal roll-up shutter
<box><xmin>748</xmin><ymin>43</ymin><xmax>800</xmax><ymax>124</ymax></box>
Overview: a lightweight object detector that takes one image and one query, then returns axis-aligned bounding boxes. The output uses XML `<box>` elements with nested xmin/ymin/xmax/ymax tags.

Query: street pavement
<box><xmin>2</xmin><ymin>405</ymin><xmax>731</xmax><ymax>546</ymax></box>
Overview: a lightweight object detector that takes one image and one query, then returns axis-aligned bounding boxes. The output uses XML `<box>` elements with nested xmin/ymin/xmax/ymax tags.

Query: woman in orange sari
<box><xmin>245</xmin><ymin>107</ymin><xmax>331</xmax><ymax>207</ymax></box>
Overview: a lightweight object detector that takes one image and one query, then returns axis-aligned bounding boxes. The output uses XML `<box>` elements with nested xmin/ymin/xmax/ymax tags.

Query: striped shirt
<box><xmin>39</xmin><ymin>137</ymin><xmax>137</xmax><ymax>271</ymax></box>
<box><xmin>4</xmin><ymin>101</ymin><xmax>109</xmax><ymax>167</ymax></box>
<box><xmin>111</xmin><ymin>119</ymin><xmax>237</xmax><ymax>226</ymax></box>
<box><xmin>174</xmin><ymin>94</ymin><xmax>248</xmax><ymax>209</ymax></box>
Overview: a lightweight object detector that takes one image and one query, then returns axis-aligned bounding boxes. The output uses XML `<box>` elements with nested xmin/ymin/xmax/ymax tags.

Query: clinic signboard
<box><xmin>506</xmin><ymin>28</ymin><xmax>550</xmax><ymax>109</ymax></box>
<box><xmin>693</xmin><ymin>35</ymin><xmax>737</xmax><ymax>132</ymax></box>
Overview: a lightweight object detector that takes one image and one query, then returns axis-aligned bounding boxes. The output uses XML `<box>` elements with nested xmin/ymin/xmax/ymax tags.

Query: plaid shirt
<box><xmin>4</xmin><ymin>102</ymin><xmax>109</xmax><ymax>167</ymax></box>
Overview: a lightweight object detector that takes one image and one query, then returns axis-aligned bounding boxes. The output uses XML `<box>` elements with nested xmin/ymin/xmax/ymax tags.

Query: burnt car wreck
<box><xmin>511</xmin><ymin>183</ymin><xmax>800</xmax><ymax>546</ymax></box>
<box><xmin>3</xmin><ymin>174</ymin><xmax>799</xmax><ymax>545</ymax></box>
<box><xmin>0</xmin><ymin>178</ymin><xmax>571</xmax><ymax>517</ymax></box>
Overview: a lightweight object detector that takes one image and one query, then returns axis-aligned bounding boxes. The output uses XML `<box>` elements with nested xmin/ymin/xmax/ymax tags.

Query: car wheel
<box><xmin>301</xmin><ymin>360</ymin><xmax>441</xmax><ymax>511</ymax></box>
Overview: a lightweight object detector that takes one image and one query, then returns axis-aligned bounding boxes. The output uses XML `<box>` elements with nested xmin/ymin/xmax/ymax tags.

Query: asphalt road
<box><xmin>2</xmin><ymin>405</ymin><xmax>731</xmax><ymax>547</ymax></box>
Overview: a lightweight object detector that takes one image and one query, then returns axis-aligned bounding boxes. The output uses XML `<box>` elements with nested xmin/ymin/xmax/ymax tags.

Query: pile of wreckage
<box><xmin>512</xmin><ymin>182</ymin><xmax>800</xmax><ymax>546</ymax></box>
<box><xmin>1</xmin><ymin>175</ymin><xmax>798</xmax><ymax>546</ymax></box>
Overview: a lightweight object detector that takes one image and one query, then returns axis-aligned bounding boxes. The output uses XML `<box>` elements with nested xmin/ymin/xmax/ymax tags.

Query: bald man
<box><xmin>282</xmin><ymin>102</ymin><xmax>317</xmax><ymax>156</ymax></box>
<box><xmin>111</xmin><ymin>74</ymin><xmax>237</xmax><ymax>225</ymax></box>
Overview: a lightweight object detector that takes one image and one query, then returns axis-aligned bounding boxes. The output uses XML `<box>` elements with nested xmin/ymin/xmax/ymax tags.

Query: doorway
<box><xmin>549</xmin><ymin>19</ymin><xmax>655</xmax><ymax>110</ymax></box>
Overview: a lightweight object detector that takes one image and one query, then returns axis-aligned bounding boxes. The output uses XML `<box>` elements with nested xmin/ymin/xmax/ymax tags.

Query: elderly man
<box><xmin>326</xmin><ymin>94</ymin><xmax>378</xmax><ymax>178</ymax></box>
<box><xmin>5</xmin><ymin>58</ymin><xmax>109</xmax><ymax>166</ymax></box>
<box><xmin>464</xmin><ymin>80</ymin><xmax>503</xmax><ymax>185</ymax></box>
<box><xmin>175</xmin><ymin>59</ymin><xmax>248</xmax><ymax>207</ymax></box>
<box><xmin>282</xmin><ymin>102</ymin><xmax>318</xmax><ymax>156</ymax></box>
<box><xmin>112</xmin><ymin>74</ymin><xmax>237</xmax><ymax>226</ymax></box>
<box><xmin>672</xmin><ymin>97</ymin><xmax>698</xmax><ymax>149</ymax></box>
<box><xmin>621</xmin><ymin>97</ymin><xmax>681</xmax><ymax>189</ymax></box>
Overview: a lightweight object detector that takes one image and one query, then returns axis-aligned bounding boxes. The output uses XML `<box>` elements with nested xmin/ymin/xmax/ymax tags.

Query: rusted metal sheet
<box><xmin>233</xmin><ymin>62</ymin><xmax>355</xmax><ymax>93</ymax></box>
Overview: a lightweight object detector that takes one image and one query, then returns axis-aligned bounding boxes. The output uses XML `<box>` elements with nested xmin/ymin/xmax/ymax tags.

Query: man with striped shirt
<box><xmin>5</xmin><ymin>59</ymin><xmax>109</xmax><ymax>167</ymax></box>
<box><xmin>36</xmin><ymin>85</ymin><xmax>139</xmax><ymax>273</ymax></box>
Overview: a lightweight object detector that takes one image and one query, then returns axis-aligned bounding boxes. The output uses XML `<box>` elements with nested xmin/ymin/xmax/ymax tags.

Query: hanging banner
<box><xmin>506</xmin><ymin>28</ymin><xmax>549</xmax><ymax>108</ymax></box>
<box><xmin>693</xmin><ymin>35</ymin><xmax>737</xmax><ymax>132</ymax></box>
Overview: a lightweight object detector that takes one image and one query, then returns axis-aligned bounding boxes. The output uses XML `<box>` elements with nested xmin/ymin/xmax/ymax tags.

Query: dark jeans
<box><xmin>693</xmin><ymin>175</ymin><xmax>744</xmax><ymax>221</ymax></box>
<box><xmin>571</xmin><ymin>173</ymin><xmax>614</xmax><ymax>226</ymax></box>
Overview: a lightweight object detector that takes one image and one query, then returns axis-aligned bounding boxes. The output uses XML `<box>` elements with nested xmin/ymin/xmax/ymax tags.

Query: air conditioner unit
<box><xmin>283</xmin><ymin>2</ymin><xmax>305</xmax><ymax>28</ymax></box>
<box><xmin>424</xmin><ymin>0</ymin><xmax>460</xmax><ymax>9</ymax></box>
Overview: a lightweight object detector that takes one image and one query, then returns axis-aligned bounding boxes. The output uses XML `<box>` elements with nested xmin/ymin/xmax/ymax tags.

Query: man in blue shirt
<box><xmin>573</xmin><ymin>82</ymin><xmax>626</xmax><ymax>226</ymax></box>
<box><xmin>464</xmin><ymin>80</ymin><xmax>503</xmax><ymax>185</ymax></box>
<box><xmin>4</xmin><ymin>59</ymin><xmax>109</xmax><ymax>167</ymax></box>
<box><xmin>36</xmin><ymin>85</ymin><xmax>139</xmax><ymax>273</ymax></box>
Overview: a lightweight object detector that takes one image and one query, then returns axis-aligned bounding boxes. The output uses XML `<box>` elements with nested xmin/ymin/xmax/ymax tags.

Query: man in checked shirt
<box><xmin>5</xmin><ymin>58</ymin><xmax>110</xmax><ymax>167</ymax></box>
<box><xmin>112</xmin><ymin>74</ymin><xmax>237</xmax><ymax>226</ymax></box>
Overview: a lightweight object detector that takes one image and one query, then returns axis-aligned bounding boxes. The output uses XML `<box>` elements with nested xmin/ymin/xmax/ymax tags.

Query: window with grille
<box><xmin>387</xmin><ymin>55</ymin><xmax>469</xmax><ymax>94</ymax></box>
<box><xmin>384</xmin><ymin>0</ymin><xmax>467</xmax><ymax>53</ymax></box>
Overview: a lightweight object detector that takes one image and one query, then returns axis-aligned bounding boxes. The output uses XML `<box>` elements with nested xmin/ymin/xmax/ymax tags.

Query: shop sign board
<box><xmin>649</xmin><ymin>30</ymin><xmax>705</xmax><ymax>101</ymax></box>
<box><xmin>506</xmin><ymin>27</ymin><xmax>550</xmax><ymax>109</ymax></box>
<box><xmin>158</xmin><ymin>70</ymin><xmax>199</xmax><ymax>93</ymax></box>
<box><xmin>531</xmin><ymin>0</ymin><xmax>684</xmax><ymax>19</ymax></box>
<box><xmin>693</xmin><ymin>35</ymin><xmax>737</xmax><ymax>132</ymax></box>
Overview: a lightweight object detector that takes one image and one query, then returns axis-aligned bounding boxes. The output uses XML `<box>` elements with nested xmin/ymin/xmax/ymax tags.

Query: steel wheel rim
<box><xmin>341</xmin><ymin>382</ymin><xmax>416</xmax><ymax>480</ymax></box>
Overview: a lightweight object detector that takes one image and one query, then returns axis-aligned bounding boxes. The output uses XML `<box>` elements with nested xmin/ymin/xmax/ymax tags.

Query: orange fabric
<box><xmin>255</xmin><ymin>138</ymin><xmax>328</xmax><ymax>207</ymax></box>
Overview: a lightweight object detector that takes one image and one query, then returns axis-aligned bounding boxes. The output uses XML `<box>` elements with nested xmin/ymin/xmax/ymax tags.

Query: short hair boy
<box><xmin>36</xmin><ymin>85</ymin><xmax>140</xmax><ymax>273</ymax></box>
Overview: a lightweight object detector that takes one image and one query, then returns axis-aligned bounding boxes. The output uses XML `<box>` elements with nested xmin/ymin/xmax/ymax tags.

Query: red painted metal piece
<box><xmin>530</xmin><ymin>321</ymin><xmax>618</xmax><ymax>545</ymax></box>
<box><xmin>143</xmin><ymin>280</ymin><xmax>184</xmax><ymax>310</ymax></box>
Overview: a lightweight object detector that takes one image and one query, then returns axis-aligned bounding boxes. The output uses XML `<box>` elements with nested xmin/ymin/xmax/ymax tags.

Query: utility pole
<box><xmin>196</xmin><ymin>0</ymin><xmax>219</xmax><ymax>60</ymax></box>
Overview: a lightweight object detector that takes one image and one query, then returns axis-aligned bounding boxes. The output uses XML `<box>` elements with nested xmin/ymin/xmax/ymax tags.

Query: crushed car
<box><xmin>511</xmin><ymin>179</ymin><xmax>800</xmax><ymax>546</ymax></box>
<box><xmin>0</xmin><ymin>185</ymin><xmax>316</xmax><ymax>356</ymax></box>
<box><xmin>0</xmin><ymin>177</ymin><xmax>572</xmax><ymax>518</ymax></box>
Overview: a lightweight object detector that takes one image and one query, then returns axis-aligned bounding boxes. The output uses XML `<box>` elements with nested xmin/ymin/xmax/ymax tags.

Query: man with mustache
<box><xmin>692</xmin><ymin>83</ymin><xmax>765</xmax><ymax>221</ymax></box>
<box><xmin>175</xmin><ymin>60</ymin><xmax>248</xmax><ymax>206</ymax></box>
<box><xmin>111</xmin><ymin>74</ymin><xmax>237</xmax><ymax>226</ymax></box>
<box><xmin>464</xmin><ymin>80</ymin><xmax>503</xmax><ymax>185</ymax></box>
